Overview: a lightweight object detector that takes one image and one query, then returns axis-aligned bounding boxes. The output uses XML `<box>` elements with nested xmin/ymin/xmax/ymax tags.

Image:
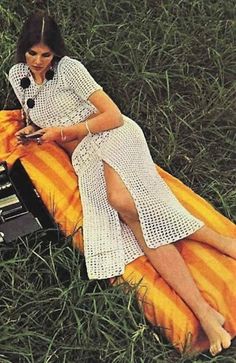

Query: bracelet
<box><xmin>85</xmin><ymin>120</ymin><xmax>92</xmax><ymax>135</ymax></box>
<box><xmin>60</xmin><ymin>128</ymin><xmax>67</xmax><ymax>142</ymax></box>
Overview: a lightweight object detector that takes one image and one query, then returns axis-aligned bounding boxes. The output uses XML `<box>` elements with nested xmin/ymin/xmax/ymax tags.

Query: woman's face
<box><xmin>25</xmin><ymin>42</ymin><xmax>54</xmax><ymax>77</ymax></box>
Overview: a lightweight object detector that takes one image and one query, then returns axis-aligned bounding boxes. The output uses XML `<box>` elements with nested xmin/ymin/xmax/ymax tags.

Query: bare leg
<box><xmin>103</xmin><ymin>162</ymin><xmax>232</xmax><ymax>356</ymax></box>
<box><xmin>121</xmin><ymin>217</ymin><xmax>231</xmax><ymax>356</ymax></box>
<box><xmin>188</xmin><ymin>225</ymin><xmax>236</xmax><ymax>259</ymax></box>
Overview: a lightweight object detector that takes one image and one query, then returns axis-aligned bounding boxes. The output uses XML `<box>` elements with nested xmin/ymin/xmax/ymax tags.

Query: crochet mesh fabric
<box><xmin>9</xmin><ymin>56</ymin><xmax>101</xmax><ymax>128</ymax></box>
<box><xmin>9</xmin><ymin>56</ymin><xmax>204</xmax><ymax>279</ymax></box>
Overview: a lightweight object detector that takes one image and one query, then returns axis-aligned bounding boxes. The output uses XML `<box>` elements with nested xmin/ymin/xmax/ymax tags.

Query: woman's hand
<box><xmin>15</xmin><ymin>124</ymin><xmax>39</xmax><ymax>145</ymax></box>
<box><xmin>15</xmin><ymin>124</ymin><xmax>38</xmax><ymax>137</ymax></box>
<box><xmin>17</xmin><ymin>127</ymin><xmax>62</xmax><ymax>144</ymax></box>
<box><xmin>15</xmin><ymin>125</ymin><xmax>84</xmax><ymax>147</ymax></box>
<box><xmin>15</xmin><ymin>125</ymin><xmax>61</xmax><ymax>145</ymax></box>
<box><xmin>40</xmin><ymin>127</ymin><xmax>83</xmax><ymax>144</ymax></box>
<box><xmin>39</xmin><ymin>127</ymin><xmax>62</xmax><ymax>143</ymax></box>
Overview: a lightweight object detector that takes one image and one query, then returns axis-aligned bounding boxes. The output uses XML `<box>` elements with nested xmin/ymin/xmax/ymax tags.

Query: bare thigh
<box><xmin>103</xmin><ymin>161</ymin><xmax>139</xmax><ymax>221</ymax></box>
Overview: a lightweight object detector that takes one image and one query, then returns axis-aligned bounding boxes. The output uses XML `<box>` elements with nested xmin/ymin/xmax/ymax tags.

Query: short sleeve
<box><xmin>59</xmin><ymin>56</ymin><xmax>103</xmax><ymax>100</ymax></box>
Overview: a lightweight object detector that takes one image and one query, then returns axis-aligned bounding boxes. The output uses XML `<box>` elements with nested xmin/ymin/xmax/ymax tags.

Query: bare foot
<box><xmin>199</xmin><ymin>307</ymin><xmax>231</xmax><ymax>356</ymax></box>
<box><xmin>210</xmin><ymin>307</ymin><xmax>225</xmax><ymax>326</ymax></box>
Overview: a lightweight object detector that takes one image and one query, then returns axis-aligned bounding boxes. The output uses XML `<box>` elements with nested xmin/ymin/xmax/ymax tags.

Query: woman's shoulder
<box><xmin>9</xmin><ymin>63</ymin><xmax>28</xmax><ymax>83</ymax></box>
<box><xmin>9</xmin><ymin>62</ymin><xmax>28</xmax><ymax>75</ymax></box>
<box><xmin>57</xmin><ymin>56</ymin><xmax>88</xmax><ymax>75</ymax></box>
<box><xmin>57</xmin><ymin>56</ymin><xmax>102</xmax><ymax>97</ymax></box>
<box><xmin>58</xmin><ymin>55</ymin><xmax>83</xmax><ymax>67</ymax></box>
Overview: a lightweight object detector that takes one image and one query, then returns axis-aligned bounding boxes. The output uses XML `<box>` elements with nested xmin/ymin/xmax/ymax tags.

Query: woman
<box><xmin>8</xmin><ymin>12</ymin><xmax>236</xmax><ymax>356</ymax></box>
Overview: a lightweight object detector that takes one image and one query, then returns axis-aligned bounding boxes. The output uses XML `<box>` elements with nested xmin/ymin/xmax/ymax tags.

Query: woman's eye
<box><xmin>27</xmin><ymin>50</ymin><xmax>52</xmax><ymax>57</ymax></box>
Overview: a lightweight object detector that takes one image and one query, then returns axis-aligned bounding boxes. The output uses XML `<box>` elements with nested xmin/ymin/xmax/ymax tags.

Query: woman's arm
<box><xmin>63</xmin><ymin>89</ymin><xmax>123</xmax><ymax>137</ymax></box>
<box><xmin>38</xmin><ymin>89</ymin><xmax>124</xmax><ymax>144</ymax></box>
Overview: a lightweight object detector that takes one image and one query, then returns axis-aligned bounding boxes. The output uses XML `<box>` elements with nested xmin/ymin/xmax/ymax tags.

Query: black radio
<box><xmin>0</xmin><ymin>160</ymin><xmax>60</xmax><ymax>243</ymax></box>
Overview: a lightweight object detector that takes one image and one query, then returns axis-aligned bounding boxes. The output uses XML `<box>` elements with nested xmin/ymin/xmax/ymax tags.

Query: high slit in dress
<box><xmin>9</xmin><ymin>55</ymin><xmax>204</xmax><ymax>280</ymax></box>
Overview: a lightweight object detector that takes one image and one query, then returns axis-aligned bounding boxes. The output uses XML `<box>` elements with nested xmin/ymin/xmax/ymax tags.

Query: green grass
<box><xmin>0</xmin><ymin>0</ymin><xmax>236</xmax><ymax>361</ymax></box>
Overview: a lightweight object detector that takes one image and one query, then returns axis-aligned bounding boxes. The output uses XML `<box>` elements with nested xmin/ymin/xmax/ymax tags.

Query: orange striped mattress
<box><xmin>1</xmin><ymin>109</ymin><xmax>236</xmax><ymax>354</ymax></box>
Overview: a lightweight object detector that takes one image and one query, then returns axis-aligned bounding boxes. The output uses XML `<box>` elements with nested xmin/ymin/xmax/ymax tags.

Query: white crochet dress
<box><xmin>9</xmin><ymin>56</ymin><xmax>204</xmax><ymax>279</ymax></box>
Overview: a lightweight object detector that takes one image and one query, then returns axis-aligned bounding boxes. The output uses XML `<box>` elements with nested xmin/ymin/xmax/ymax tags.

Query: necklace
<box><xmin>20</xmin><ymin>68</ymin><xmax>54</xmax><ymax>126</ymax></box>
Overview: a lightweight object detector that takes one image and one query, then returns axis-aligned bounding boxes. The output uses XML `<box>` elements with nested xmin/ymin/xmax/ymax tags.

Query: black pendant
<box><xmin>20</xmin><ymin>77</ymin><xmax>31</xmax><ymax>89</ymax></box>
<box><xmin>45</xmin><ymin>69</ymin><xmax>54</xmax><ymax>80</ymax></box>
<box><xmin>26</xmin><ymin>98</ymin><xmax>35</xmax><ymax>108</ymax></box>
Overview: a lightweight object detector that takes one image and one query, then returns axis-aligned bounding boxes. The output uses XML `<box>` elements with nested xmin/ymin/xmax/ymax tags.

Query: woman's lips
<box><xmin>32</xmin><ymin>66</ymin><xmax>43</xmax><ymax>71</ymax></box>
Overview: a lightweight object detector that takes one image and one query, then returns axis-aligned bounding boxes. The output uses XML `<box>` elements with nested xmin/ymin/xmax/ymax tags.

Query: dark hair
<box><xmin>15</xmin><ymin>11</ymin><xmax>67</xmax><ymax>63</ymax></box>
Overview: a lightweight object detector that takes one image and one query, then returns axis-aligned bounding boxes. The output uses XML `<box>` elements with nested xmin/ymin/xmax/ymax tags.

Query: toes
<box><xmin>210</xmin><ymin>342</ymin><xmax>222</xmax><ymax>356</ymax></box>
<box><xmin>210</xmin><ymin>333</ymin><xmax>231</xmax><ymax>356</ymax></box>
<box><xmin>222</xmin><ymin>333</ymin><xmax>231</xmax><ymax>349</ymax></box>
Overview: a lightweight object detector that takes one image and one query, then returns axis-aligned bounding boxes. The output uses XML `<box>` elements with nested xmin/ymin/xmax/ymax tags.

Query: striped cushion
<box><xmin>1</xmin><ymin>109</ymin><xmax>236</xmax><ymax>353</ymax></box>
<box><xmin>0</xmin><ymin>110</ymin><xmax>83</xmax><ymax>250</ymax></box>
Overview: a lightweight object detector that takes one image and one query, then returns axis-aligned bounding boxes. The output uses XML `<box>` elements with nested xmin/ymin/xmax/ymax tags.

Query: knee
<box><xmin>107</xmin><ymin>190</ymin><xmax>138</xmax><ymax>220</ymax></box>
